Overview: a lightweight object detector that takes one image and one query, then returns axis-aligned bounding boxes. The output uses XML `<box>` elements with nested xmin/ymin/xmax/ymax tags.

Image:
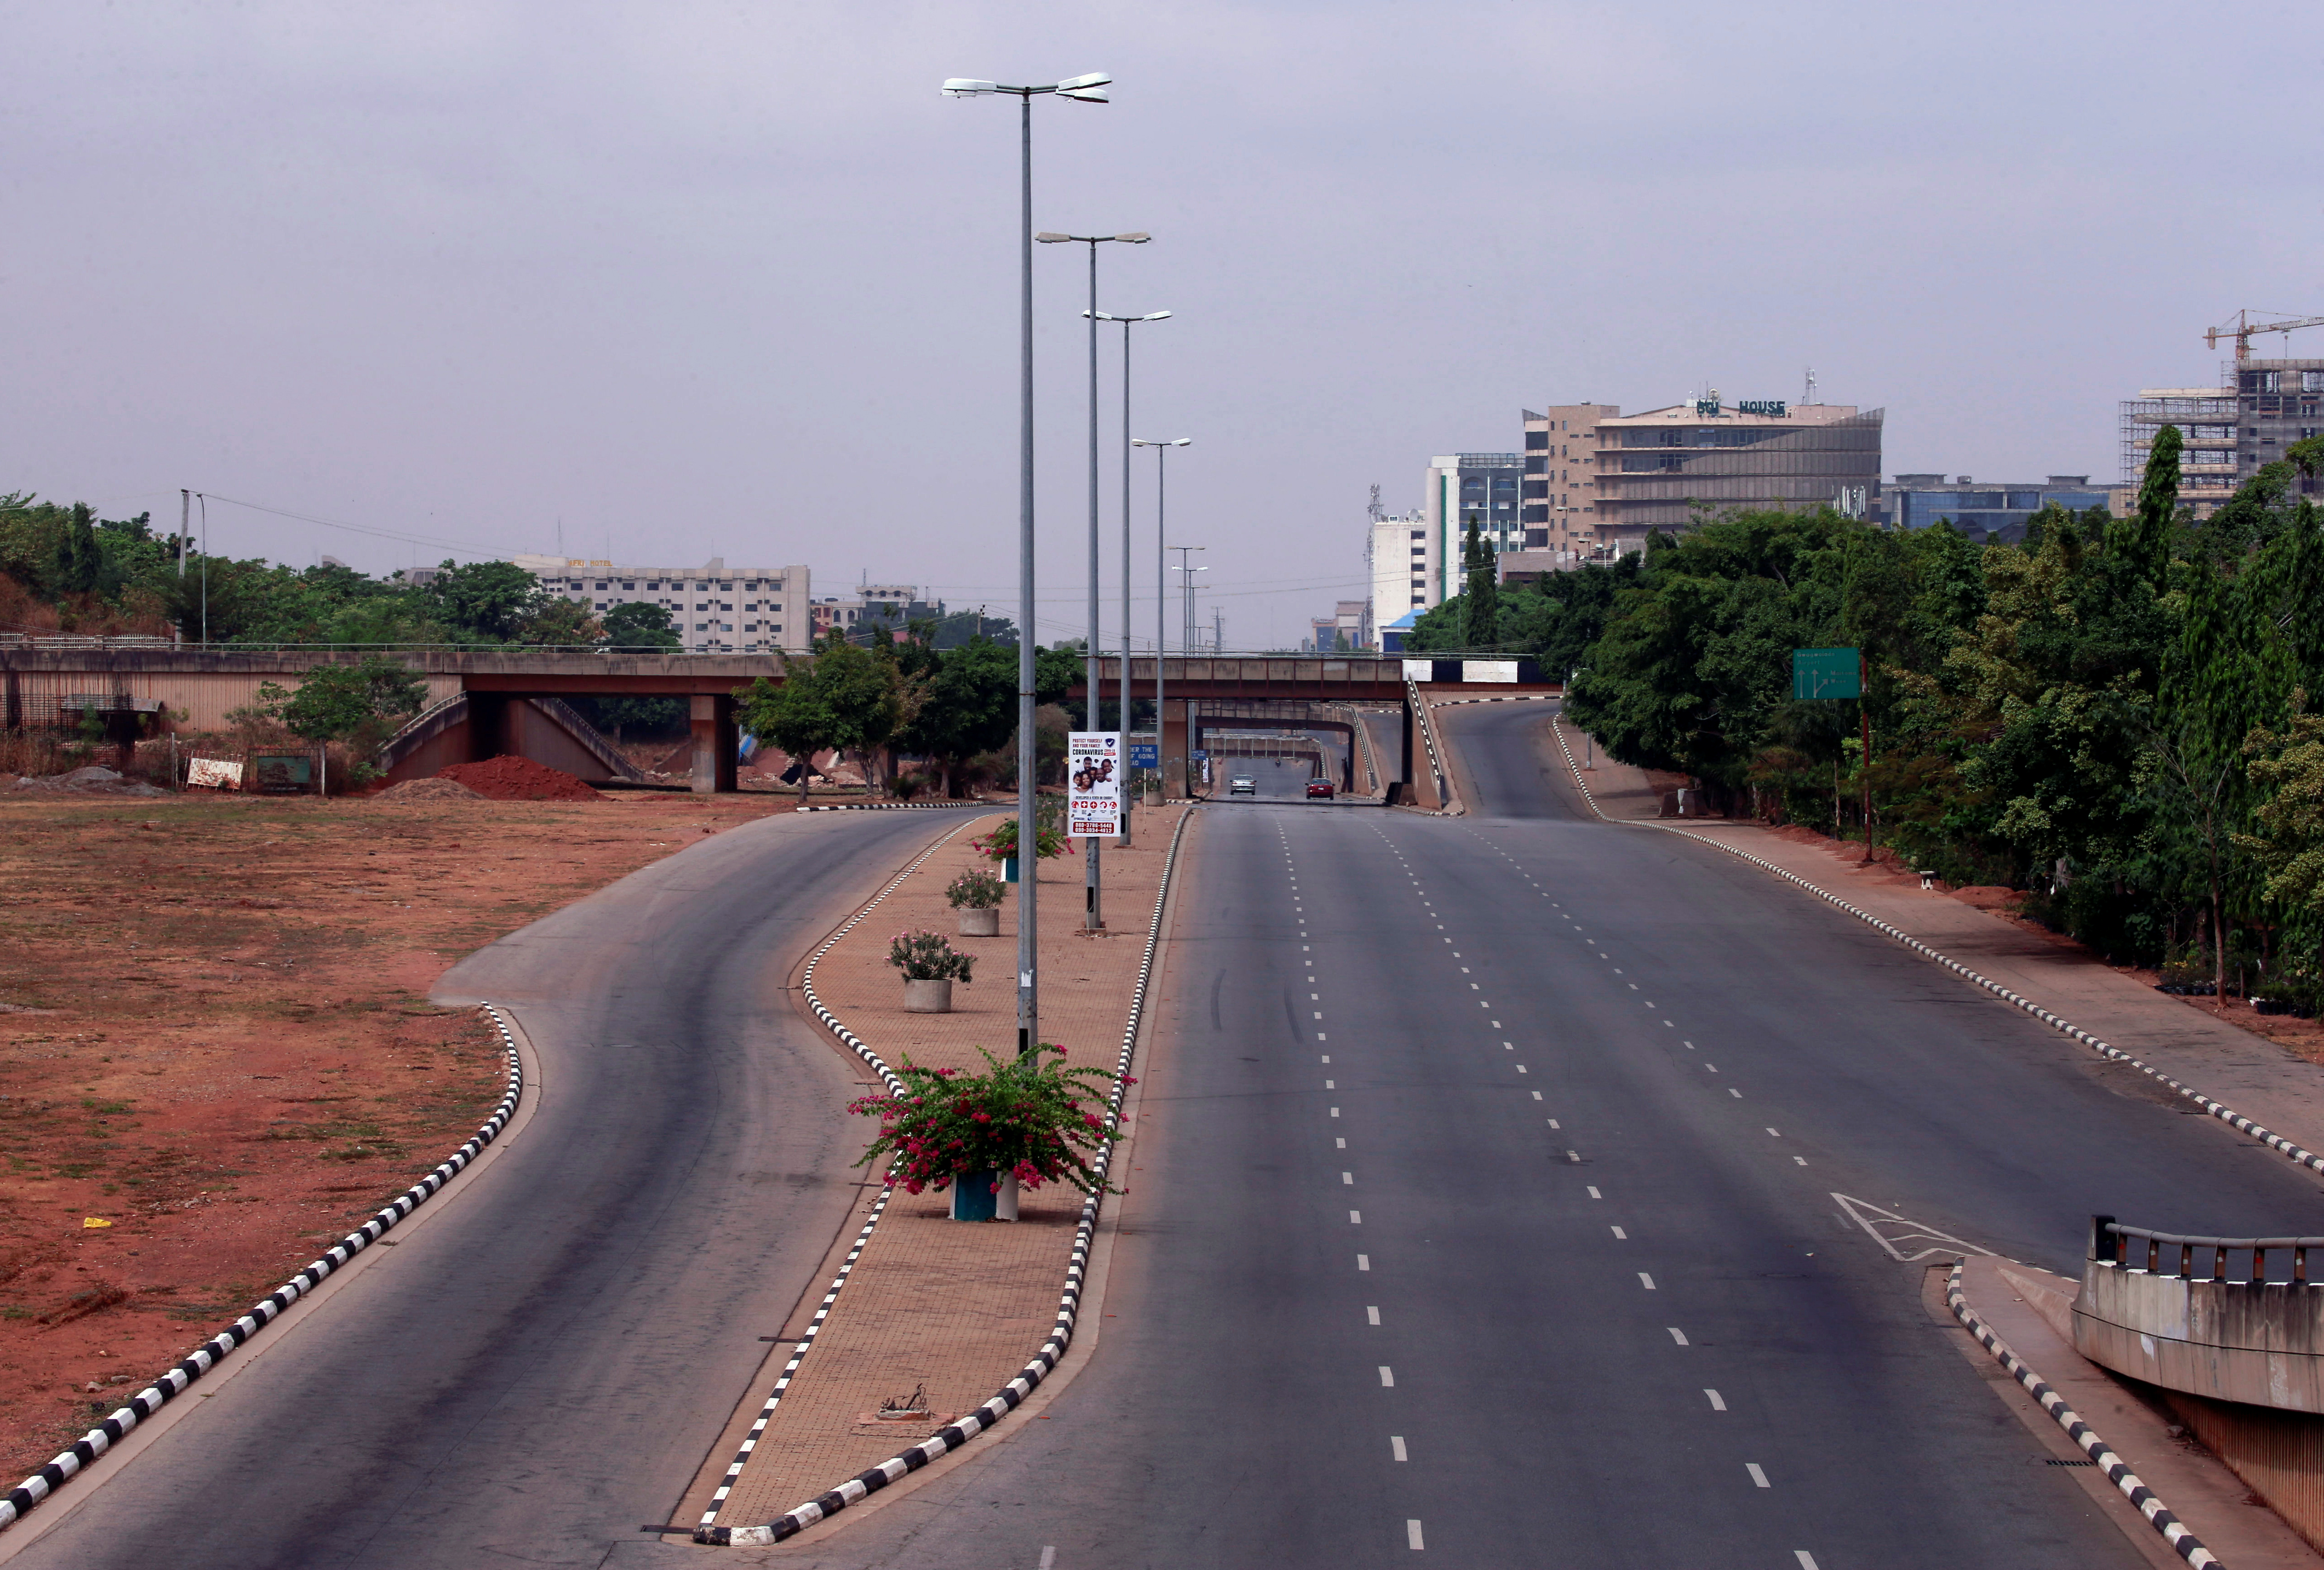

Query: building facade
<box><xmin>1883</xmin><ymin>476</ymin><xmax>2128</xmax><ymax>542</ymax></box>
<box><xmin>510</xmin><ymin>555</ymin><xmax>812</xmax><ymax>654</ymax></box>
<box><xmin>2120</xmin><ymin>362</ymin><xmax>2322</xmax><ymax>519</ymax></box>
<box><xmin>1423</xmin><ymin>454</ymin><xmax>1524</xmax><ymax>601</ymax></box>
<box><xmin>1368</xmin><ymin>508</ymin><xmax>1431</xmax><ymax>628</ymax></box>
<box><xmin>1523</xmin><ymin>405</ymin><xmax>1620</xmax><ymax>561</ymax></box>
<box><xmin>1304</xmin><ymin>599</ymin><xmax>1371</xmax><ymax>653</ymax></box>
<box><xmin>1591</xmin><ymin>399</ymin><xmax>1883</xmax><ymax>549</ymax></box>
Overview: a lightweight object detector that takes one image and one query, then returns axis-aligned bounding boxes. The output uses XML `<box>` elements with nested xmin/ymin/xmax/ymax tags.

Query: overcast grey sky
<box><xmin>5</xmin><ymin>1</ymin><xmax>2318</xmax><ymax>647</ymax></box>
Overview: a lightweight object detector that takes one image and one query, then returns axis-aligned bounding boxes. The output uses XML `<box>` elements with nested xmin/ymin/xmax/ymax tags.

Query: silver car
<box><xmin>1229</xmin><ymin>774</ymin><xmax>1256</xmax><ymax>795</ymax></box>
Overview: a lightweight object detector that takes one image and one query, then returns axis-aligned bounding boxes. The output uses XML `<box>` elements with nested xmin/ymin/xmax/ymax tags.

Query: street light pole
<box><xmin>1039</xmin><ymin>233</ymin><xmax>1147</xmax><ymax>925</ymax></box>
<box><xmin>942</xmin><ymin>70</ymin><xmax>1110</xmax><ymax>1056</ymax></box>
<box><xmin>1098</xmin><ymin>311</ymin><xmax>1170</xmax><ymax>834</ymax></box>
<box><xmin>1169</xmin><ymin>539</ymin><xmax>1205</xmax><ymax>793</ymax></box>
<box><xmin>1135</xmin><ymin>439</ymin><xmax>1191</xmax><ymax>798</ymax></box>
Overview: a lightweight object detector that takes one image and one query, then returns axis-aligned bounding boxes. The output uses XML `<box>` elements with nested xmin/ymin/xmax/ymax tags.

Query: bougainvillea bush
<box><xmin>849</xmin><ymin>1045</ymin><xmax>1128</xmax><ymax>1196</ymax></box>
<box><xmin>968</xmin><ymin>815</ymin><xmax>1067</xmax><ymax>864</ymax></box>
<box><xmin>888</xmin><ymin>929</ymin><xmax>974</xmax><ymax>982</ymax></box>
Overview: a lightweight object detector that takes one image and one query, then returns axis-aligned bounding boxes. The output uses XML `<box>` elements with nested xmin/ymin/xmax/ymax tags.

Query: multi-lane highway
<box><xmin>794</xmin><ymin>701</ymin><xmax>2324</xmax><ymax>1568</ymax></box>
<box><xmin>0</xmin><ymin>808</ymin><xmax>972</xmax><ymax>1570</ymax></box>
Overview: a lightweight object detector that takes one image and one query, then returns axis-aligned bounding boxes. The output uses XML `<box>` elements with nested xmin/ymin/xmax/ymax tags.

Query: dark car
<box><xmin>1306</xmin><ymin>778</ymin><xmax>1334</xmax><ymax>799</ymax></box>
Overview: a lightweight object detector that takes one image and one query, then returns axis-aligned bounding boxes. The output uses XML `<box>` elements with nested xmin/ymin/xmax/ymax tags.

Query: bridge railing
<box><xmin>2092</xmin><ymin>1214</ymin><xmax>2324</xmax><ymax>1285</ymax></box>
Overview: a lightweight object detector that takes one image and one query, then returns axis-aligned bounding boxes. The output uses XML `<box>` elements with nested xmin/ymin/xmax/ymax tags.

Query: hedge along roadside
<box><xmin>698</xmin><ymin>805</ymin><xmax>1194</xmax><ymax>1547</ymax></box>
<box><xmin>0</xmin><ymin>1005</ymin><xmax>528</xmax><ymax>1534</ymax></box>
<box><xmin>1543</xmin><ymin>713</ymin><xmax>2231</xmax><ymax>1568</ymax></box>
<box><xmin>688</xmin><ymin>812</ymin><xmax>993</xmax><ymax>1533</ymax></box>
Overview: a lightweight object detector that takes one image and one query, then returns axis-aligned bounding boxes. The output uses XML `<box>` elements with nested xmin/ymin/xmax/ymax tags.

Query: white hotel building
<box><xmin>509</xmin><ymin>555</ymin><xmax>813</xmax><ymax>654</ymax></box>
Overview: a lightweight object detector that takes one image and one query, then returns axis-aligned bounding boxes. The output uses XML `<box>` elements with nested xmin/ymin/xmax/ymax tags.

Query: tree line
<box><xmin>1407</xmin><ymin>433</ymin><xmax>2324</xmax><ymax>1011</ymax></box>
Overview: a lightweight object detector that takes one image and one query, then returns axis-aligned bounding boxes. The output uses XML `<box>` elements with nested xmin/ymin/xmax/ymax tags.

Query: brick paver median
<box><xmin>690</xmin><ymin>805</ymin><xmax>1187</xmax><ymax>1532</ymax></box>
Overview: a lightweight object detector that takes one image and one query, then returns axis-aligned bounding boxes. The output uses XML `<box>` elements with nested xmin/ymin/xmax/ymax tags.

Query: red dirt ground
<box><xmin>434</xmin><ymin>755</ymin><xmax>603</xmax><ymax>802</ymax></box>
<box><xmin>0</xmin><ymin>786</ymin><xmax>792</xmax><ymax>1481</ymax></box>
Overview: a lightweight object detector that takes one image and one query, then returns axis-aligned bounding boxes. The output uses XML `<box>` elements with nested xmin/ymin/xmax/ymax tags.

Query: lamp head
<box><xmin>1115</xmin><ymin>231</ymin><xmax>1151</xmax><ymax>243</ymax></box>
<box><xmin>1035</xmin><ymin>232</ymin><xmax>1072</xmax><ymax>243</ymax></box>
<box><xmin>1143</xmin><ymin>311</ymin><xmax>1173</xmax><ymax>321</ymax></box>
<box><xmin>941</xmin><ymin>78</ymin><xmax>998</xmax><ymax>97</ymax></box>
<box><xmin>1055</xmin><ymin>71</ymin><xmax>1111</xmax><ymax>102</ymax></box>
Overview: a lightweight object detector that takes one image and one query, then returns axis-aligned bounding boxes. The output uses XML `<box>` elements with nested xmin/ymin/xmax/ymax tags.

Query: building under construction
<box><xmin>2122</xmin><ymin>311</ymin><xmax>2324</xmax><ymax>520</ymax></box>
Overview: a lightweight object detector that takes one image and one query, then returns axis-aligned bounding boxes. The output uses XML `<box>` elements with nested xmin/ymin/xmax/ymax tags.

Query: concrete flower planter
<box><xmin>956</xmin><ymin>906</ymin><xmax>1001</xmax><ymax>937</ymax></box>
<box><xmin>902</xmin><ymin>978</ymin><xmax>954</xmax><ymax>1014</ymax></box>
<box><xmin>950</xmin><ymin>1169</ymin><xmax>1020</xmax><ymax>1222</ymax></box>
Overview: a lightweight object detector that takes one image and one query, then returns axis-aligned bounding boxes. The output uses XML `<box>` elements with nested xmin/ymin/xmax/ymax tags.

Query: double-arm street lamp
<box><xmin>1037</xmin><ymin>230</ymin><xmax>1148</xmax><ymax>927</ymax></box>
<box><xmin>942</xmin><ymin>70</ymin><xmax>1110</xmax><ymax>1056</ymax></box>
<box><xmin>1092</xmin><ymin>309</ymin><xmax>1171</xmax><ymax>840</ymax></box>
<box><xmin>1133</xmin><ymin>439</ymin><xmax>1190</xmax><ymax>796</ymax></box>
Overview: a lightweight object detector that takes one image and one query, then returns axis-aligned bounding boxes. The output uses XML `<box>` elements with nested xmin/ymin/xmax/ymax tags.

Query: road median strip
<box><xmin>693</xmin><ymin>807</ymin><xmax>1191</xmax><ymax>1547</ymax></box>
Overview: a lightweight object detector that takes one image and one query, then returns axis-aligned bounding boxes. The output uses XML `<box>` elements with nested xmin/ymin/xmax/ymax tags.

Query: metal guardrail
<box><xmin>2094</xmin><ymin>1214</ymin><xmax>2324</xmax><ymax>1284</ymax></box>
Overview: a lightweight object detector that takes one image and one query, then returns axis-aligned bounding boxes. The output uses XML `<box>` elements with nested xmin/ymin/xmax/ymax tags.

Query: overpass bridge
<box><xmin>0</xmin><ymin>643</ymin><xmax>1552</xmax><ymax>800</ymax></box>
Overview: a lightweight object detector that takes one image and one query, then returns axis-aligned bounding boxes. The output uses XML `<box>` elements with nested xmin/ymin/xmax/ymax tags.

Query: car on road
<box><xmin>1229</xmin><ymin>775</ymin><xmax>1256</xmax><ymax>795</ymax></box>
<box><xmin>1305</xmin><ymin>778</ymin><xmax>1334</xmax><ymax>799</ymax></box>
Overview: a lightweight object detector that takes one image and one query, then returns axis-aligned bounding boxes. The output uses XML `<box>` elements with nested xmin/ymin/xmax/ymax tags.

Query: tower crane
<box><xmin>2206</xmin><ymin>308</ymin><xmax>2324</xmax><ymax>362</ymax></box>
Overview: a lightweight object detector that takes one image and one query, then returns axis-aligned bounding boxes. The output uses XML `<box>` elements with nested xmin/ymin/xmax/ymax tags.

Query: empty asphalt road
<box><xmin>2</xmin><ymin>805</ymin><xmax>976</xmax><ymax>1570</ymax></box>
<box><xmin>762</xmin><ymin>702</ymin><xmax>2324</xmax><ymax>1569</ymax></box>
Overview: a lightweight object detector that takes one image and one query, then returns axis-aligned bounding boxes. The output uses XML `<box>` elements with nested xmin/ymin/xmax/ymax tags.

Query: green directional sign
<box><xmin>1792</xmin><ymin>647</ymin><xmax>1862</xmax><ymax>701</ymax></box>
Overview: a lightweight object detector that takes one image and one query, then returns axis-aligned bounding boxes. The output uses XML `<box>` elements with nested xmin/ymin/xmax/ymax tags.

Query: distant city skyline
<box><xmin>5</xmin><ymin>1</ymin><xmax>2315</xmax><ymax>648</ymax></box>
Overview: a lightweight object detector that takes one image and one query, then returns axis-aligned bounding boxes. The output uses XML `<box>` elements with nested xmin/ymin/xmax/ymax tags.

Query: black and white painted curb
<box><xmin>1432</xmin><ymin>693</ymin><xmax>1559</xmax><ymax>706</ymax></box>
<box><xmin>688</xmin><ymin>814</ymin><xmax>990</xmax><ymax>1532</ymax></box>
<box><xmin>800</xmin><ymin>801</ymin><xmax>981</xmax><ymax>812</ymax></box>
<box><xmin>1945</xmin><ymin>1261</ymin><xmax>2219</xmax><ymax>1566</ymax></box>
<box><xmin>1402</xmin><ymin>675</ymin><xmax>1459</xmax><ymax>816</ymax></box>
<box><xmin>0</xmin><ymin>1004</ymin><xmax>528</xmax><ymax>1534</ymax></box>
<box><xmin>699</xmin><ymin>807</ymin><xmax>1194</xmax><ymax>1547</ymax></box>
<box><xmin>1546</xmin><ymin>712</ymin><xmax>2324</xmax><ymax>1185</ymax></box>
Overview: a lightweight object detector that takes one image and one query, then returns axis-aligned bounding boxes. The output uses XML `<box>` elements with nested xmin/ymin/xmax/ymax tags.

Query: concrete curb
<box><xmin>1944</xmin><ymin>1261</ymin><xmax>2220</xmax><ymax>1566</ymax></box>
<box><xmin>1545</xmin><ymin>713</ymin><xmax>2324</xmax><ymax>1186</ymax></box>
<box><xmin>0</xmin><ymin>1004</ymin><xmax>528</xmax><ymax>1534</ymax></box>
<box><xmin>699</xmin><ymin>806</ymin><xmax>1195</xmax><ymax>1547</ymax></box>
<box><xmin>799</xmin><ymin>802</ymin><xmax>981</xmax><ymax>812</ymax></box>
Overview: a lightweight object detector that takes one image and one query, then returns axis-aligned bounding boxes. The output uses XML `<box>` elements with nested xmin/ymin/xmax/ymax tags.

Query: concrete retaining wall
<box><xmin>2075</xmin><ymin>1261</ymin><xmax>2324</xmax><ymax>1412</ymax></box>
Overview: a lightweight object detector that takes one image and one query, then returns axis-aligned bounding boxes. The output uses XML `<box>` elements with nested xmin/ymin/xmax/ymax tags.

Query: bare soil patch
<box><xmin>0</xmin><ymin>785</ymin><xmax>791</xmax><ymax>1481</ymax></box>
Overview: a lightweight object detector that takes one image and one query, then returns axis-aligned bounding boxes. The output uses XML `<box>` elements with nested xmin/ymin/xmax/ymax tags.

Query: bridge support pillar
<box><xmin>1161</xmin><ymin>700</ymin><xmax>1190</xmax><ymax>798</ymax></box>
<box><xmin>690</xmin><ymin>695</ymin><xmax>738</xmax><ymax>794</ymax></box>
<box><xmin>467</xmin><ymin>693</ymin><xmax>510</xmax><ymax>762</ymax></box>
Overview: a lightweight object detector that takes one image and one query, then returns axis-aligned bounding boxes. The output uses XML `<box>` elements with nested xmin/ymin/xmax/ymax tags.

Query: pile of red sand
<box><xmin>434</xmin><ymin>755</ymin><xmax>603</xmax><ymax>802</ymax></box>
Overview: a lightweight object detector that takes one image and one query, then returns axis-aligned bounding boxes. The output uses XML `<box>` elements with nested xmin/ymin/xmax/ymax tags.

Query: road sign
<box><xmin>1130</xmin><ymin>742</ymin><xmax>1158</xmax><ymax>768</ymax></box>
<box><xmin>1792</xmin><ymin>647</ymin><xmax>1862</xmax><ymax>701</ymax></box>
<box><xmin>1191</xmin><ymin>749</ymin><xmax>1209</xmax><ymax>760</ymax></box>
<box><xmin>1067</xmin><ymin>732</ymin><xmax>1122</xmax><ymax>836</ymax></box>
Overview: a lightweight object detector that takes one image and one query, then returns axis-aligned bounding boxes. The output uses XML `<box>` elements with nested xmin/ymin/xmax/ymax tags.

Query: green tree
<box><xmin>735</xmin><ymin>640</ymin><xmax>902</xmax><ymax>800</ymax></box>
<box><xmin>1462</xmin><ymin>520</ymin><xmax>1499</xmax><ymax>650</ymax></box>
<box><xmin>426</xmin><ymin>560</ymin><xmax>548</xmax><ymax>642</ymax></box>
<box><xmin>892</xmin><ymin>636</ymin><xmax>1017</xmax><ymax>795</ymax></box>
<box><xmin>247</xmin><ymin>656</ymin><xmax>429</xmax><ymax>760</ymax></box>
<box><xmin>601</xmin><ymin>601</ymin><xmax>681</xmax><ymax>651</ymax></box>
<box><xmin>53</xmin><ymin>504</ymin><xmax>102</xmax><ymax>596</ymax></box>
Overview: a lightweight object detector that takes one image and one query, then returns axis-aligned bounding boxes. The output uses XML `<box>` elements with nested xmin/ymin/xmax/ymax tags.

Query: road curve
<box><xmin>764</xmin><ymin>703</ymin><xmax>2322</xmax><ymax>1570</ymax></box>
<box><xmin>4</xmin><ymin>806</ymin><xmax>976</xmax><ymax>1570</ymax></box>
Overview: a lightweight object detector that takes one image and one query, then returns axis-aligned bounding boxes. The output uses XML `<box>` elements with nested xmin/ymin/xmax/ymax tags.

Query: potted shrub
<box><xmin>970</xmin><ymin>815</ymin><xmax>1068</xmax><ymax>883</ymax></box>
<box><xmin>890</xmin><ymin>929</ymin><xmax>973</xmax><ymax>1013</ymax></box>
<box><xmin>946</xmin><ymin>867</ymin><xmax>1006</xmax><ymax>936</ymax></box>
<box><xmin>849</xmin><ymin>1045</ymin><xmax>1127</xmax><ymax>1222</ymax></box>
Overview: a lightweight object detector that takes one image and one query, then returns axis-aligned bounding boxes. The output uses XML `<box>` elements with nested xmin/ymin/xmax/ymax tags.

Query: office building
<box><xmin>1369</xmin><ymin>507</ymin><xmax>1432</xmax><ymax>626</ymax></box>
<box><xmin>1304</xmin><ymin>600</ymin><xmax>1371</xmax><ymax>653</ymax></box>
<box><xmin>1883</xmin><ymin>476</ymin><xmax>2130</xmax><ymax>542</ymax></box>
<box><xmin>1523</xmin><ymin>405</ymin><xmax>1620</xmax><ymax>561</ymax></box>
<box><xmin>811</xmin><ymin>586</ymin><xmax>947</xmax><ymax>641</ymax></box>
<box><xmin>510</xmin><ymin>554</ymin><xmax>812</xmax><ymax>653</ymax></box>
<box><xmin>1514</xmin><ymin>398</ymin><xmax>1883</xmax><ymax>560</ymax></box>
<box><xmin>1422</xmin><ymin>454</ymin><xmax>1524</xmax><ymax>601</ymax></box>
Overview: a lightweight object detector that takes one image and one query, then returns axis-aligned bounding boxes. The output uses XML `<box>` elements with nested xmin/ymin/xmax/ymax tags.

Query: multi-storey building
<box><xmin>2121</xmin><ymin>362</ymin><xmax>2322</xmax><ymax>518</ymax></box>
<box><xmin>1368</xmin><ymin>508</ymin><xmax>1432</xmax><ymax>626</ymax></box>
<box><xmin>1882</xmin><ymin>476</ymin><xmax>2130</xmax><ymax>542</ymax></box>
<box><xmin>1422</xmin><ymin>454</ymin><xmax>1524</xmax><ymax>601</ymax></box>
<box><xmin>1523</xmin><ymin>405</ymin><xmax>1620</xmax><ymax>560</ymax></box>
<box><xmin>509</xmin><ymin>555</ymin><xmax>811</xmax><ymax>653</ymax></box>
<box><xmin>1304</xmin><ymin>600</ymin><xmax>1371</xmax><ymax>653</ymax></box>
<box><xmin>811</xmin><ymin>586</ymin><xmax>947</xmax><ymax>642</ymax></box>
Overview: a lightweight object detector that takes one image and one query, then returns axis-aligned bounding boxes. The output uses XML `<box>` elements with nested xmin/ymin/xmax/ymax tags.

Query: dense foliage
<box><xmin>1521</xmin><ymin>433</ymin><xmax>2324</xmax><ymax>1005</ymax></box>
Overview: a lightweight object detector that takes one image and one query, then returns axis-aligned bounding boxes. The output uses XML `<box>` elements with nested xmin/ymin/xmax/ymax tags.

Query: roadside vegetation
<box><xmin>1410</xmin><ymin>434</ymin><xmax>2324</xmax><ymax>1009</ymax></box>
